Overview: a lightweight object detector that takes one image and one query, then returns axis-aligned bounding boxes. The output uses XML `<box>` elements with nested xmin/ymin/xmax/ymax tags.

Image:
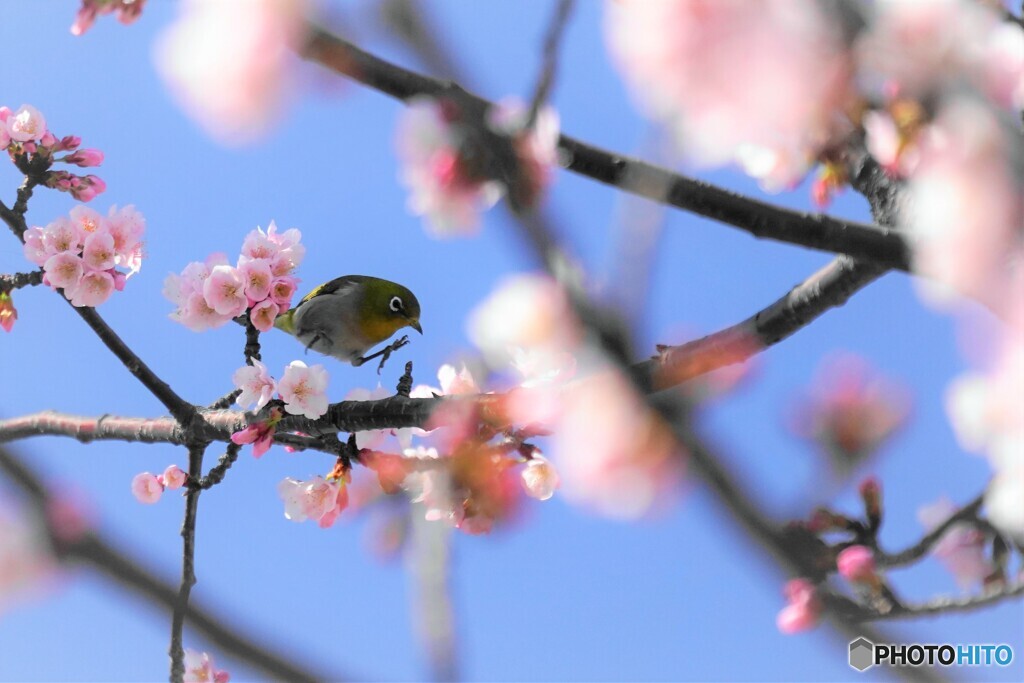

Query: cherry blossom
<box><xmin>836</xmin><ymin>545</ymin><xmax>878</xmax><ymax>585</ymax></box>
<box><xmin>776</xmin><ymin>578</ymin><xmax>821</xmax><ymax>634</ymax></box>
<box><xmin>232</xmin><ymin>360</ymin><xmax>277</xmax><ymax>412</ymax></box>
<box><xmin>278</xmin><ymin>361</ymin><xmax>329</xmax><ymax>419</ymax></box>
<box><xmin>6</xmin><ymin>105</ymin><xmax>47</xmax><ymax>143</ymax></box>
<box><xmin>131</xmin><ymin>472</ymin><xmax>163</xmax><ymax>504</ymax></box>
<box><xmin>520</xmin><ymin>455</ymin><xmax>559</xmax><ymax>501</ymax></box>
<box><xmin>183</xmin><ymin>649</ymin><xmax>230</xmax><ymax>683</ymax></box>
<box><xmin>395</xmin><ymin>97</ymin><xmax>559</xmax><ymax>235</ymax></box>
<box><xmin>918</xmin><ymin>498</ymin><xmax>994</xmax><ymax>589</ymax></box>
<box><xmin>606</xmin><ymin>0</ymin><xmax>852</xmax><ymax>189</ymax></box>
<box><xmin>162</xmin><ymin>465</ymin><xmax>188</xmax><ymax>490</ymax></box>
<box><xmin>155</xmin><ymin>0</ymin><xmax>308</xmax><ymax>145</ymax></box>
<box><xmin>277</xmin><ymin>475</ymin><xmax>349</xmax><ymax>527</ymax></box>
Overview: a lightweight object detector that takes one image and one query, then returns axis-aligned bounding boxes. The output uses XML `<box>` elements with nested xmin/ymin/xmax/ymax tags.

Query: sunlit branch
<box><xmin>300</xmin><ymin>26</ymin><xmax>912</xmax><ymax>269</ymax></box>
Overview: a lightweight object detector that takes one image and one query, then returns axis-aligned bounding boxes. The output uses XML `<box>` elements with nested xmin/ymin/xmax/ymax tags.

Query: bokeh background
<box><xmin>0</xmin><ymin>1</ymin><xmax>1020</xmax><ymax>681</ymax></box>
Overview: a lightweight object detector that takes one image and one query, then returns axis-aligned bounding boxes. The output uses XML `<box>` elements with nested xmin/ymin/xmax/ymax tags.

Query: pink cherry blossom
<box><xmin>238</xmin><ymin>258</ymin><xmax>273</xmax><ymax>304</ymax></box>
<box><xmin>70</xmin><ymin>175</ymin><xmax>105</xmax><ymax>202</ymax></box>
<box><xmin>183</xmin><ymin>649</ymin><xmax>229</xmax><ymax>683</ymax></box>
<box><xmin>202</xmin><ymin>265</ymin><xmax>248</xmax><ymax>317</ymax></box>
<box><xmin>345</xmin><ymin>385</ymin><xmax>393</xmax><ymax>450</ymax></box>
<box><xmin>918</xmin><ymin>498</ymin><xmax>993</xmax><ymax>589</ymax></box>
<box><xmin>0</xmin><ymin>503</ymin><xmax>58</xmax><ymax>613</ymax></box>
<box><xmin>265</xmin><ymin>222</ymin><xmax>304</xmax><ymax>275</ymax></box>
<box><xmin>270</xmin><ymin>275</ymin><xmax>298</xmax><ymax>307</ymax></box>
<box><xmin>520</xmin><ymin>455</ymin><xmax>559</xmax><ymax>501</ymax></box>
<box><xmin>42</xmin><ymin>217</ymin><xmax>81</xmax><ymax>255</ymax></box>
<box><xmin>278</xmin><ymin>361</ymin><xmax>329</xmax><ymax>419</ymax></box>
<box><xmin>162</xmin><ymin>465</ymin><xmax>188</xmax><ymax>490</ymax></box>
<box><xmin>776</xmin><ymin>578</ymin><xmax>821</xmax><ymax>634</ymax></box>
<box><xmin>155</xmin><ymin>0</ymin><xmax>308</xmax><ymax>145</ymax></box>
<box><xmin>606</xmin><ymin>0</ymin><xmax>852</xmax><ymax>189</ymax></box>
<box><xmin>277</xmin><ymin>476</ymin><xmax>342</xmax><ymax>524</ymax></box>
<box><xmin>43</xmin><ymin>252</ymin><xmax>85</xmax><ymax>295</ymax></box>
<box><xmin>231</xmin><ymin>418</ymin><xmax>277</xmax><ymax>459</ymax></box>
<box><xmin>82</xmin><ymin>232</ymin><xmax>116</xmax><ymax>272</ymax></box>
<box><xmin>836</xmin><ymin>545</ymin><xmax>877</xmax><ymax>584</ymax></box>
<box><xmin>69</xmin><ymin>270</ymin><xmax>115</xmax><ymax>307</ymax></box>
<box><xmin>249</xmin><ymin>299</ymin><xmax>280</xmax><ymax>332</ymax></box>
<box><xmin>437</xmin><ymin>363</ymin><xmax>479</xmax><ymax>395</ymax></box>
<box><xmin>6</xmin><ymin>105</ymin><xmax>47</xmax><ymax>142</ymax></box>
<box><xmin>106</xmin><ymin>205</ymin><xmax>145</xmax><ymax>276</ymax></box>
<box><xmin>131</xmin><ymin>472</ymin><xmax>163</xmax><ymax>504</ymax></box>
<box><xmin>232</xmin><ymin>359</ymin><xmax>276</xmax><ymax>412</ymax></box>
<box><xmin>22</xmin><ymin>227</ymin><xmax>48</xmax><ymax>266</ymax></box>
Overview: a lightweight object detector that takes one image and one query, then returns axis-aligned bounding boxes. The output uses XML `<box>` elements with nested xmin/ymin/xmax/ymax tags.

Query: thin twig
<box><xmin>856</xmin><ymin>582</ymin><xmax>1024</xmax><ymax>621</ymax></box>
<box><xmin>170</xmin><ymin>442</ymin><xmax>208</xmax><ymax>683</ymax></box>
<box><xmin>192</xmin><ymin>442</ymin><xmax>241</xmax><ymax>490</ymax></box>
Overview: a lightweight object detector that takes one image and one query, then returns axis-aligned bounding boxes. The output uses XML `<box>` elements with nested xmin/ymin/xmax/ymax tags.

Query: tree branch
<box><xmin>878</xmin><ymin>494</ymin><xmax>986</xmax><ymax>568</ymax></box>
<box><xmin>170</xmin><ymin>442</ymin><xmax>208</xmax><ymax>683</ymax></box>
<box><xmin>300</xmin><ymin>26</ymin><xmax>912</xmax><ymax>269</ymax></box>
<box><xmin>0</xmin><ymin>269</ymin><xmax>43</xmax><ymax>291</ymax></box>
<box><xmin>525</xmin><ymin>0</ymin><xmax>575</xmax><ymax>128</ymax></box>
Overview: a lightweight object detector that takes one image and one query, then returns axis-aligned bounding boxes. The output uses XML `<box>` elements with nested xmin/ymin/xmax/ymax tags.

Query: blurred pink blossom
<box><xmin>155</xmin><ymin>0</ymin><xmax>308</xmax><ymax>145</ymax></box>
<box><xmin>395</xmin><ymin>97</ymin><xmax>559</xmax><ymax>235</ymax></box>
<box><xmin>71</xmin><ymin>0</ymin><xmax>147</xmax><ymax>36</ymax></box>
<box><xmin>183</xmin><ymin>648</ymin><xmax>230</xmax><ymax>683</ymax></box>
<box><xmin>0</xmin><ymin>503</ymin><xmax>58</xmax><ymax>613</ymax></box>
<box><xmin>918</xmin><ymin>497</ymin><xmax>993</xmax><ymax>589</ymax></box>
<box><xmin>836</xmin><ymin>545</ymin><xmax>878</xmax><ymax>584</ymax></box>
<box><xmin>776</xmin><ymin>578</ymin><xmax>821</xmax><ymax>634</ymax></box>
<box><xmin>520</xmin><ymin>455</ymin><xmax>559</xmax><ymax>501</ymax></box>
<box><xmin>277</xmin><ymin>476</ymin><xmax>348</xmax><ymax>527</ymax></box>
<box><xmin>606</xmin><ymin>0</ymin><xmax>853</xmax><ymax>189</ymax></box>
<box><xmin>904</xmin><ymin>98</ymin><xmax>1024</xmax><ymax>313</ymax></box>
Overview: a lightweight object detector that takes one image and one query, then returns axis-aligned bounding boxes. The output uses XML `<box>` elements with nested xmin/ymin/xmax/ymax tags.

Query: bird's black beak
<box><xmin>410</xmin><ymin>319</ymin><xmax>423</xmax><ymax>334</ymax></box>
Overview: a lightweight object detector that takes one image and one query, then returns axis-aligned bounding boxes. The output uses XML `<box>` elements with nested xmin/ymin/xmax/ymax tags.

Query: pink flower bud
<box><xmin>61</xmin><ymin>135</ymin><xmax>81</xmax><ymax>151</ymax></box>
<box><xmin>163</xmin><ymin>465</ymin><xmax>188</xmax><ymax>490</ymax></box>
<box><xmin>22</xmin><ymin>141</ymin><xmax>37</xmax><ymax>154</ymax></box>
<box><xmin>0</xmin><ymin>292</ymin><xmax>17</xmax><ymax>333</ymax></box>
<box><xmin>40</xmin><ymin>132</ymin><xmax>57</xmax><ymax>147</ymax></box>
<box><xmin>837</xmin><ymin>545</ymin><xmax>878</xmax><ymax>583</ymax></box>
<box><xmin>0</xmin><ymin>106</ymin><xmax>10</xmax><ymax>123</ymax></box>
<box><xmin>112</xmin><ymin>271</ymin><xmax>127</xmax><ymax>291</ymax></box>
<box><xmin>776</xmin><ymin>578</ymin><xmax>821</xmax><ymax>634</ymax></box>
<box><xmin>66</xmin><ymin>148</ymin><xmax>104</xmax><ymax>167</ymax></box>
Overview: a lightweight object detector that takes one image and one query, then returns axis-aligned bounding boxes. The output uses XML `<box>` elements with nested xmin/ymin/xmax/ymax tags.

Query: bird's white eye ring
<box><xmin>389</xmin><ymin>296</ymin><xmax>403</xmax><ymax>312</ymax></box>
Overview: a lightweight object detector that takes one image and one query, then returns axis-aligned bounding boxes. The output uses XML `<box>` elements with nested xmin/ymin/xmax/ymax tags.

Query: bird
<box><xmin>274</xmin><ymin>275</ymin><xmax>422</xmax><ymax>367</ymax></box>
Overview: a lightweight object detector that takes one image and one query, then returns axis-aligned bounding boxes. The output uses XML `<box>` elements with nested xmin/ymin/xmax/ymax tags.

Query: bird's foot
<box><xmin>355</xmin><ymin>335</ymin><xmax>410</xmax><ymax>374</ymax></box>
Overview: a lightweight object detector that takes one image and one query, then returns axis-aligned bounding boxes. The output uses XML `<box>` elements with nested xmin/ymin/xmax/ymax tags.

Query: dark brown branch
<box><xmin>192</xmin><ymin>442</ymin><xmax>241</xmax><ymax>490</ymax></box>
<box><xmin>0</xmin><ymin>445</ymin><xmax>334</xmax><ymax>682</ymax></box>
<box><xmin>856</xmin><ymin>582</ymin><xmax>1024</xmax><ymax>621</ymax></box>
<box><xmin>170</xmin><ymin>442</ymin><xmax>208</xmax><ymax>683</ymax></box>
<box><xmin>0</xmin><ymin>270</ymin><xmax>43</xmax><ymax>291</ymax></box>
<box><xmin>301</xmin><ymin>26</ymin><xmax>912</xmax><ymax>269</ymax></box>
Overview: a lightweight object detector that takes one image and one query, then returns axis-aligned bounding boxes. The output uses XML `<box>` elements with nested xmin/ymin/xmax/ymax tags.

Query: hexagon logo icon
<box><xmin>849</xmin><ymin>637</ymin><xmax>875</xmax><ymax>671</ymax></box>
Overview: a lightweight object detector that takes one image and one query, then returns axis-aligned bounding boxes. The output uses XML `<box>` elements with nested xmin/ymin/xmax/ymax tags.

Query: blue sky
<box><xmin>0</xmin><ymin>1</ymin><xmax>1020</xmax><ymax>681</ymax></box>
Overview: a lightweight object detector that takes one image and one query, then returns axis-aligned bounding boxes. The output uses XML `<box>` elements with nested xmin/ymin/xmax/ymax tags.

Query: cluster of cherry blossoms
<box><xmin>1</xmin><ymin>104</ymin><xmax>105</xmax><ymax>201</ymax></box>
<box><xmin>23</xmin><ymin>205</ymin><xmax>145</xmax><ymax>308</ymax></box>
<box><xmin>164</xmin><ymin>222</ymin><xmax>302</xmax><ymax>332</ymax></box>
<box><xmin>130</xmin><ymin>465</ymin><xmax>187</xmax><ymax>505</ymax></box>
<box><xmin>395</xmin><ymin>97</ymin><xmax>560</xmax><ymax>235</ymax></box>
<box><xmin>278</xmin><ymin>474</ymin><xmax>350</xmax><ymax>529</ymax></box>
<box><xmin>230</xmin><ymin>359</ymin><xmax>329</xmax><ymax>456</ymax></box>
<box><xmin>70</xmin><ymin>0</ymin><xmax>146</xmax><ymax>36</ymax></box>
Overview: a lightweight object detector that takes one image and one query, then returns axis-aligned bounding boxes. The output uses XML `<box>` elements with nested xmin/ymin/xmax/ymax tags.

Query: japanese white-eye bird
<box><xmin>274</xmin><ymin>275</ymin><xmax>422</xmax><ymax>366</ymax></box>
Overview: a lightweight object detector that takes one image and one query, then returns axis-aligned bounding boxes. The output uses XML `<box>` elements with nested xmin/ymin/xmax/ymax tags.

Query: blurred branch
<box><xmin>0</xmin><ymin>269</ymin><xmax>43</xmax><ymax>291</ymax></box>
<box><xmin>300</xmin><ymin>26</ymin><xmax>913</xmax><ymax>269</ymax></box>
<box><xmin>525</xmin><ymin>0</ymin><xmax>576</xmax><ymax>128</ymax></box>
<box><xmin>407</xmin><ymin>507</ymin><xmax>459</xmax><ymax>681</ymax></box>
<box><xmin>0</xmin><ymin>445</ymin><xmax>335</xmax><ymax>682</ymax></box>
<box><xmin>856</xmin><ymin>582</ymin><xmax>1024</xmax><ymax>621</ymax></box>
<box><xmin>878</xmin><ymin>494</ymin><xmax>985</xmax><ymax>568</ymax></box>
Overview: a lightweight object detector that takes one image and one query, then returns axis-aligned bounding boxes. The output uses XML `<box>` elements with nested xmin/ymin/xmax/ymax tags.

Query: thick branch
<box><xmin>301</xmin><ymin>26</ymin><xmax>911</xmax><ymax>269</ymax></box>
<box><xmin>0</xmin><ymin>270</ymin><xmax>43</xmax><ymax>291</ymax></box>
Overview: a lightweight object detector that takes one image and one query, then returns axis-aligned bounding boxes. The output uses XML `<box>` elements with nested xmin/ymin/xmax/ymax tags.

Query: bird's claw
<box><xmin>354</xmin><ymin>335</ymin><xmax>411</xmax><ymax>374</ymax></box>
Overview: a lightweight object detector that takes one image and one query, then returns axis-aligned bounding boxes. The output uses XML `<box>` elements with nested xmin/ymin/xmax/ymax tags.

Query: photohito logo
<box><xmin>849</xmin><ymin>638</ymin><xmax>1014</xmax><ymax>672</ymax></box>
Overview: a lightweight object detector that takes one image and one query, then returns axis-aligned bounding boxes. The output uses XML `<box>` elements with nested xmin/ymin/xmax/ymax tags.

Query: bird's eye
<box><xmin>389</xmin><ymin>296</ymin><xmax>404</xmax><ymax>313</ymax></box>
